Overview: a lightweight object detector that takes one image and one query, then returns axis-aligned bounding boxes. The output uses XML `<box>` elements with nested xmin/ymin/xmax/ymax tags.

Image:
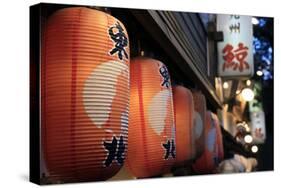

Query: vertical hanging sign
<box><xmin>217</xmin><ymin>15</ymin><xmax>254</xmax><ymax>78</ymax></box>
<box><xmin>250</xmin><ymin>110</ymin><xmax>266</xmax><ymax>144</ymax></box>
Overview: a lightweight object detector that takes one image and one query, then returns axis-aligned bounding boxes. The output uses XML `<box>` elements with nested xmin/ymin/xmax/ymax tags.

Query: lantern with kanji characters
<box><xmin>41</xmin><ymin>7</ymin><xmax>130</xmax><ymax>182</ymax></box>
<box><xmin>192</xmin><ymin>90</ymin><xmax>206</xmax><ymax>158</ymax></box>
<box><xmin>126</xmin><ymin>57</ymin><xmax>176</xmax><ymax>178</ymax></box>
<box><xmin>172</xmin><ymin>86</ymin><xmax>195</xmax><ymax>167</ymax></box>
<box><xmin>193</xmin><ymin>112</ymin><xmax>224</xmax><ymax>174</ymax></box>
<box><xmin>250</xmin><ymin>110</ymin><xmax>266</xmax><ymax>144</ymax></box>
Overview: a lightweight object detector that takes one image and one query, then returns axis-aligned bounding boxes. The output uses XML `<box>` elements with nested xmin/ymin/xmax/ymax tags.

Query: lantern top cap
<box><xmin>131</xmin><ymin>56</ymin><xmax>164</xmax><ymax>65</ymax></box>
<box><xmin>48</xmin><ymin>7</ymin><xmax>126</xmax><ymax>28</ymax></box>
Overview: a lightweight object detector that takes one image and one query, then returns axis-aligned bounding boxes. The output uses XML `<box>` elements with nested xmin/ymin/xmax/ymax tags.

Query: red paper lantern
<box><xmin>41</xmin><ymin>7</ymin><xmax>130</xmax><ymax>182</ymax></box>
<box><xmin>126</xmin><ymin>57</ymin><xmax>176</xmax><ymax>178</ymax></box>
<box><xmin>193</xmin><ymin>112</ymin><xmax>224</xmax><ymax>173</ymax></box>
<box><xmin>212</xmin><ymin>113</ymin><xmax>224</xmax><ymax>162</ymax></box>
<box><xmin>192</xmin><ymin>90</ymin><xmax>206</xmax><ymax>158</ymax></box>
<box><xmin>193</xmin><ymin>111</ymin><xmax>216</xmax><ymax>173</ymax></box>
<box><xmin>172</xmin><ymin>86</ymin><xmax>194</xmax><ymax>166</ymax></box>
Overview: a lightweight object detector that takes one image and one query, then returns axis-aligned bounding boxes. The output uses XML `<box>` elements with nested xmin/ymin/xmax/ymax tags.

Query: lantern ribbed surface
<box><xmin>193</xmin><ymin>111</ymin><xmax>216</xmax><ymax>173</ymax></box>
<box><xmin>41</xmin><ymin>7</ymin><xmax>130</xmax><ymax>182</ymax></box>
<box><xmin>192</xmin><ymin>90</ymin><xmax>206</xmax><ymax>158</ymax></box>
<box><xmin>193</xmin><ymin>112</ymin><xmax>224</xmax><ymax>173</ymax></box>
<box><xmin>172</xmin><ymin>86</ymin><xmax>194</xmax><ymax>166</ymax></box>
<box><xmin>126</xmin><ymin>57</ymin><xmax>176</xmax><ymax>178</ymax></box>
<box><xmin>212</xmin><ymin>113</ymin><xmax>224</xmax><ymax>162</ymax></box>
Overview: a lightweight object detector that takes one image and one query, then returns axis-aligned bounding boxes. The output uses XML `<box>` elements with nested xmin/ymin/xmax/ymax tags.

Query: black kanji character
<box><xmin>162</xmin><ymin>139</ymin><xmax>176</xmax><ymax>159</ymax></box>
<box><xmin>108</xmin><ymin>22</ymin><xmax>128</xmax><ymax>60</ymax></box>
<box><xmin>159</xmin><ymin>65</ymin><xmax>170</xmax><ymax>88</ymax></box>
<box><xmin>103</xmin><ymin>135</ymin><xmax>126</xmax><ymax>167</ymax></box>
<box><xmin>116</xmin><ymin>136</ymin><xmax>125</xmax><ymax>164</ymax></box>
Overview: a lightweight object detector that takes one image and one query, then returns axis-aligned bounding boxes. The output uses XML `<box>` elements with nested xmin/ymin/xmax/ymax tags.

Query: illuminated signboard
<box><xmin>250</xmin><ymin>110</ymin><xmax>266</xmax><ymax>144</ymax></box>
<box><xmin>217</xmin><ymin>15</ymin><xmax>254</xmax><ymax>78</ymax></box>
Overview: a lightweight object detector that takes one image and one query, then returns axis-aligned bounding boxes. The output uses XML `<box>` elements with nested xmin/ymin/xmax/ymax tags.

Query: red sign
<box><xmin>222</xmin><ymin>43</ymin><xmax>250</xmax><ymax>72</ymax></box>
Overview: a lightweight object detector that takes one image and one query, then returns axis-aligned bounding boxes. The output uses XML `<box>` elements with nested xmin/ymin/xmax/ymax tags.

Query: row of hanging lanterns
<box><xmin>41</xmin><ymin>7</ymin><xmax>224</xmax><ymax>183</ymax></box>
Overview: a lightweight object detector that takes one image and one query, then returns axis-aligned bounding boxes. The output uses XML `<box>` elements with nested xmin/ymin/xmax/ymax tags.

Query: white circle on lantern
<box><xmin>148</xmin><ymin>89</ymin><xmax>171</xmax><ymax>135</ymax></box>
<box><xmin>207</xmin><ymin>128</ymin><xmax>216</xmax><ymax>152</ymax></box>
<box><xmin>194</xmin><ymin>112</ymin><xmax>203</xmax><ymax>139</ymax></box>
<box><xmin>83</xmin><ymin>61</ymin><xmax>129</xmax><ymax>128</ymax></box>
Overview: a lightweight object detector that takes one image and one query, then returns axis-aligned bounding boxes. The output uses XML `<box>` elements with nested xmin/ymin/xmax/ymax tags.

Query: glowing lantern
<box><xmin>192</xmin><ymin>90</ymin><xmax>206</xmax><ymax>158</ymax></box>
<box><xmin>250</xmin><ymin>110</ymin><xmax>266</xmax><ymax>144</ymax></box>
<box><xmin>193</xmin><ymin>111</ymin><xmax>215</xmax><ymax>173</ymax></box>
<box><xmin>172</xmin><ymin>86</ymin><xmax>194</xmax><ymax>166</ymax></box>
<box><xmin>212</xmin><ymin>113</ymin><xmax>224</xmax><ymax>162</ymax></box>
<box><xmin>126</xmin><ymin>57</ymin><xmax>176</xmax><ymax>178</ymax></box>
<box><xmin>193</xmin><ymin>112</ymin><xmax>224</xmax><ymax>173</ymax></box>
<box><xmin>41</xmin><ymin>7</ymin><xmax>130</xmax><ymax>182</ymax></box>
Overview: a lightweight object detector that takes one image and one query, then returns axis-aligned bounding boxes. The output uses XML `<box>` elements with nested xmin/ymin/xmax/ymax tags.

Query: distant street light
<box><xmin>241</xmin><ymin>88</ymin><xmax>254</xmax><ymax>101</ymax></box>
<box><xmin>223</xmin><ymin>82</ymin><xmax>229</xmax><ymax>89</ymax></box>
<box><xmin>244</xmin><ymin>135</ymin><xmax>253</xmax><ymax>143</ymax></box>
<box><xmin>252</xmin><ymin>17</ymin><xmax>259</xmax><ymax>25</ymax></box>
<box><xmin>251</xmin><ymin>145</ymin><xmax>258</xmax><ymax>153</ymax></box>
<box><xmin>256</xmin><ymin>70</ymin><xmax>263</xmax><ymax>76</ymax></box>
